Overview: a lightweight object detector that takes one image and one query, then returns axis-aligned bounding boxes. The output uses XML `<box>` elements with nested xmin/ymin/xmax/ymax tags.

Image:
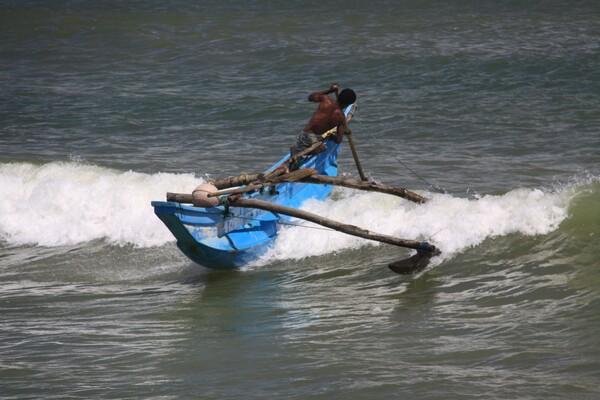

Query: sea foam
<box><xmin>257</xmin><ymin>183</ymin><xmax>573</xmax><ymax>265</ymax></box>
<box><xmin>0</xmin><ymin>162</ymin><xmax>199</xmax><ymax>247</ymax></box>
<box><xmin>0</xmin><ymin>161</ymin><xmax>580</xmax><ymax>260</ymax></box>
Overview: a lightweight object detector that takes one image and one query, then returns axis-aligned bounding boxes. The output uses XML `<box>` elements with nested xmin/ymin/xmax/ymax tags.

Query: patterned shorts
<box><xmin>290</xmin><ymin>131</ymin><xmax>321</xmax><ymax>156</ymax></box>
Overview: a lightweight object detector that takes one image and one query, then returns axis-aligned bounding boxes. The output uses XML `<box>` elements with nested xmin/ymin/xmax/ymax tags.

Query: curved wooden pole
<box><xmin>227</xmin><ymin>196</ymin><xmax>440</xmax><ymax>274</ymax></box>
<box><xmin>301</xmin><ymin>175</ymin><xmax>428</xmax><ymax>204</ymax></box>
<box><xmin>166</xmin><ymin>173</ymin><xmax>428</xmax><ymax>205</ymax></box>
<box><xmin>207</xmin><ymin>169</ymin><xmax>317</xmax><ymax>197</ymax></box>
<box><xmin>228</xmin><ymin>196</ymin><xmax>434</xmax><ymax>252</ymax></box>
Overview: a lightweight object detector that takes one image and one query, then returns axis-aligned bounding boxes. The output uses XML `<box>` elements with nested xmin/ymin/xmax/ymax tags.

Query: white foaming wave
<box><xmin>255</xmin><ymin>184</ymin><xmax>572</xmax><ymax>265</ymax></box>
<box><xmin>0</xmin><ymin>162</ymin><xmax>200</xmax><ymax>247</ymax></box>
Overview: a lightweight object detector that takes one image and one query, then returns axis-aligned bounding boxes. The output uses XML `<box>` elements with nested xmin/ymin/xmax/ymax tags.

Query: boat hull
<box><xmin>152</xmin><ymin>104</ymin><xmax>354</xmax><ymax>269</ymax></box>
<box><xmin>152</xmin><ymin>139</ymin><xmax>340</xmax><ymax>269</ymax></box>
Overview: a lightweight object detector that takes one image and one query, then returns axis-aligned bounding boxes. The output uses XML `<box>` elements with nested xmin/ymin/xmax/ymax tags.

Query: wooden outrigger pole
<box><xmin>167</xmin><ymin>169</ymin><xmax>428</xmax><ymax>205</ymax></box>
<box><xmin>226</xmin><ymin>195</ymin><xmax>440</xmax><ymax>274</ymax></box>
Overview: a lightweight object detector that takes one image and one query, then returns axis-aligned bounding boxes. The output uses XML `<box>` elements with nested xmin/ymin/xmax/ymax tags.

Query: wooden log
<box><xmin>166</xmin><ymin>172</ymin><xmax>427</xmax><ymax>205</ymax></box>
<box><xmin>277</xmin><ymin>168</ymin><xmax>318</xmax><ymax>181</ymax></box>
<box><xmin>166</xmin><ymin>169</ymin><xmax>318</xmax><ymax>203</ymax></box>
<box><xmin>166</xmin><ymin>192</ymin><xmax>193</xmax><ymax>203</ymax></box>
<box><xmin>301</xmin><ymin>175</ymin><xmax>428</xmax><ymax>204</ymax></box>
<box><xmin>260</xmin><ymin>141</ymin><xmax>325</xmax><ymax>181</ymax></box>
<box><xmin>227</xmin><ymin>196</ymin><xmax>436</xmax><ymax>252</ymax></box>
<box><xmin>209</xmin><ymin>164</ymin><xmax>290</xmax><ymax>190</ymax></box>
<box><xmin>207</xmin><ymin>168</ymin><xmax>317</xmax><ymax>197</ymax></box>
<box><xmin>208</xmin><ymin>173</ymin><xmax>261</xmax><ymax>190</ymax></box>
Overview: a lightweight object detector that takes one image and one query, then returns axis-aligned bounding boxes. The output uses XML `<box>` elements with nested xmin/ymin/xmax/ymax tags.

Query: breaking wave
<box><xmin>0</xmin><ymin>161</ymin><xmax>199</xmax><ymax>247</ymax></box>
<box><xmin>1</xmin><ymin>162</ymin><xmax>596</xmax><ymax>265</ymax></box>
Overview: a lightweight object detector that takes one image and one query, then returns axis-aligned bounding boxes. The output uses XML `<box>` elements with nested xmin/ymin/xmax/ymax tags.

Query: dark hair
<box><xmin>338</xmin><ymin>88</ymin><xmax>356</xmax><ymax>105</ymax></box>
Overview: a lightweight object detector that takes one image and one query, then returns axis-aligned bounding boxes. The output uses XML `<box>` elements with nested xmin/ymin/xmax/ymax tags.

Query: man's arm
<box><xmin>308</xmin><ymin>83</ymin><xmax>339</xmax><ymax>102</ymax></box>
<box><xmin>333</xmin><ymin>110</ymin><xmax>351</xmax><ymax>144</ymax></box>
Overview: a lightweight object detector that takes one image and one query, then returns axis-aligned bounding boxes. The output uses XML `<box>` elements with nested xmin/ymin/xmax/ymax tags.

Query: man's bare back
<box><xmin>287</xmin><ymin>83</ymin><xmax>356</xmax><ymax>169</ymax></box>
<box><xmin>302</xmin><ymin>83</ymin><xmax>355</xmax><ymax>144</ymax></box>
<box><xmin>304</xmin><ymin>93</ymin><xmax>346</xmax><ymax>136</ymax></box>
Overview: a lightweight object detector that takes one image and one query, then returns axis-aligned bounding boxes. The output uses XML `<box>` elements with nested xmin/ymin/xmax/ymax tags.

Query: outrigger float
<box><xmin>151</xmin><ymin>104</ymin><xmax>440</xmax><ymax>274</ymax></box>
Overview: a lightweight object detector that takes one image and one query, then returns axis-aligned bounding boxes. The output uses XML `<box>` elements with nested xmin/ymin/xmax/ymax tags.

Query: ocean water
<box><xmin>1</xmin><ymin>1</ymin><xmax>599</xmax><ymax>399</ymax></box>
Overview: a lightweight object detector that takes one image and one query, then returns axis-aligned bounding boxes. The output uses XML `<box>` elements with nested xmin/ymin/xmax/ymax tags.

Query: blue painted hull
<box><xmin>152</xmin><ymin>136</ymin><xmax>341</xmax><ymax>270</ymax></box>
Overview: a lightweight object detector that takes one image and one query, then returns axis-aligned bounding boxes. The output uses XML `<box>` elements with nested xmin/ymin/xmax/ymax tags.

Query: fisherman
<box><xmin>288</xmin><ymin>83</ymin><xmax>356</xmax><ymax>170</ymax></box>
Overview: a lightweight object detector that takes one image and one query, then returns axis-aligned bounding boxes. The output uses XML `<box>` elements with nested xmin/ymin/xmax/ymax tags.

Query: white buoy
<box><xmin>191</xmin><ymin>183</ymin><xmax>220</xmax><ymax>207</ymax></box>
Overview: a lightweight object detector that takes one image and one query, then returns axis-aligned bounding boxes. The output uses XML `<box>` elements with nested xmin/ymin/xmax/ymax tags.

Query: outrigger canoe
<box><xmin>152</xmin><ymin>104</ymin><xmax>441</xmax><ymax>273</ymax></box>
<box><xmin>151</xmin><ymin>104</ymin><xmax>356</xmax><ymax>270</ymax></box>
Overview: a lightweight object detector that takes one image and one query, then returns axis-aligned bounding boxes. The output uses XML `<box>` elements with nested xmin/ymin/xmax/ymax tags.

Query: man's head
<box><xmin>338</xmin><ymin>88</ymin><xmax>356</xmax><ymax>106</ymax></box>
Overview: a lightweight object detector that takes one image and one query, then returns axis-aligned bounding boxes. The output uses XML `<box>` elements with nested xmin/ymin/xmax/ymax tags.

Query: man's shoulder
<box><xmin>309</xmin><ymin>92</ymin><xmax>334</xmax><ymax>103</ymax></box>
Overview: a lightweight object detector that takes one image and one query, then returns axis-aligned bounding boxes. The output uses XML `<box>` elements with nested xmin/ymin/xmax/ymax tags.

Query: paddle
<box><xmin>345</xmin><ymin>132</ymin><xmax>367</xmax><ymax>181</ymax></box>
<box><xmin>318</xmin><ymin>104</ymin><xmax>366</xmax><ymax>181</ymax></box>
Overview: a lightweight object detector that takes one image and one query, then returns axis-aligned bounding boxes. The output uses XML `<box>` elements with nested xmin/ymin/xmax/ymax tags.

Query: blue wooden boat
<box><xmin>151</xmin><ymin>104</ymin><xmax>355</xmax><ymax>269</ymax></box>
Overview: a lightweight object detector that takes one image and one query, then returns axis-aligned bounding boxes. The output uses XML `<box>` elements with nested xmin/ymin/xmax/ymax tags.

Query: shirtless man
<box><xmin>290</xmin><ymin>83</ymin><xmax>357</xmax><ymax>160</ymax></box>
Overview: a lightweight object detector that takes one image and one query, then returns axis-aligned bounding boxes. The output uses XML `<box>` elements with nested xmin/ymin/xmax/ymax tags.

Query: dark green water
<box><xmin>1</xmin><ymin>1</ymin><xmax>599</xmax><ymax>399</ymax></box>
